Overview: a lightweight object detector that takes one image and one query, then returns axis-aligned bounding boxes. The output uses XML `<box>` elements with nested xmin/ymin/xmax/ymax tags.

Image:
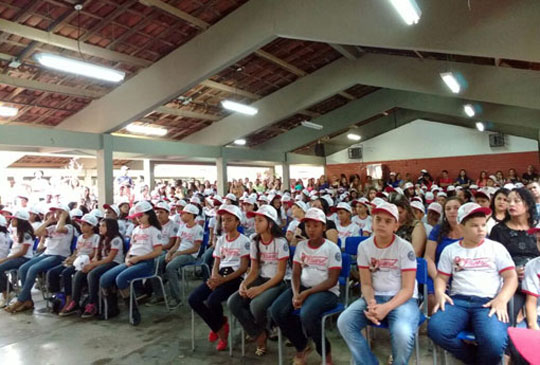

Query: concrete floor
<box><xmin>0</xmin><ymin>289</ymin><xmax>444</xmax><ymax>365</ymax></box>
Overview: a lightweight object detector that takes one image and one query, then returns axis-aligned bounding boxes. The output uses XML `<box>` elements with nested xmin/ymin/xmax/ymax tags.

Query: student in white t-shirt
<box><xmin>99</xmin><ymin>201</ymin><xmax>163</xmax><ymax>325</ymax></box>
<box><xmin>229</xmin><ymin>205</ymin><xmax>289</xmax><ymax>357</ymax></box>
<box><xmin>241</xmin><ymin>197</ymin><xmax>256</xmax><ymax>237</ymax></box>
<box><xmin>7</xmin><ymin>205</ymin><xmax>74</xmax><ymax>314</ymax></box>
<box><xmin>154</xmin><ymin>201</ymin><xmax>179</xmax><ymax>251</ymax></box>
<box><xmin>519</xmin><ymin>225</ymin><xmax>540</xmax><ymax>330</ymax></box>
<box><xmin>0</xmin><ymin>216</ymin><xmax>10</xmax><ymax>260</ymax></box>
<box><xmin>428</xmin><ymin>203</ymin><xmax>518</xmax><ymax>365</ymax></box>
<box><xmin>352</xmin><ymin>198</ymin><xmax>372</xmax><ymax>237</ymax></box>
<box><xmin>0</xmin><ymin>212</ymin><xmax>34</xmax><ymax>308</ymax></box>
<box><xmin>338</xmin><ymin>202</ymin><xmax>420</xmax><ymax>365</ymax></box>
<box><xmin>153</xmin><ymin>204</ymin><xmax>202</xmax><ymax>308</ymax></box>
<box><xmin>270</xmin><ymin>207</ymin><xmax>341</xmax><ymax>365</ymax></box>
<box><xmin>335</xmin><ymin>202</ymin><xmax>361</xmax><ymax>247</ymax></box>
<box><xmin>286</xmin><ymin>201</ymin><xmax>307</xmax><ymax>245</ymax></box>
<box><xmin>56</xmin><ymin>214</ymin><xmax>100</xmax><ymax>316</ymax></box>
<box><xmin>188</xmin><ymin>204</ymin><xmax>249</xmax><ymax>352</ymax></box>
<box><xmin>410</xmin><ymin>200</ymin><xmax>433</xmax><ymax>237</ymax></box>
<box><xmin>104</xmin><ymin>203</ymin><xmax>126</xmax><ymax>237</ymax></box>
<box><xmin>67</xmin><ymin>218</ymin><xmax>125</xmax><ymax>319</ymax></box>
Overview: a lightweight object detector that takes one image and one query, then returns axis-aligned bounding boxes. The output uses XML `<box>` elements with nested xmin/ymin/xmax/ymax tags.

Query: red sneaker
<box><xmin>216</xmin><ymin>339</ymin><xmax>227</xmax><ymax>351</ymax></box>
<box><xmin>208</xmin><ymin>331</ymin><xmax>218</xmax><ymax>343</ymax></box>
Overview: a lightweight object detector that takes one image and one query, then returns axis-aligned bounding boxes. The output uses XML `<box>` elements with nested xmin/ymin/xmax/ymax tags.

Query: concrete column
<box><xmin>143</xmin><ymin>159</ymin><xmax>155</xmax><ymax>191</ymax></box>
<box><xmin>216</xmin><ymin>157</ymin><xmax>228</xmax><ymax>196</ymax></box>
<box><xmin>96</xmin><ymin>134</ymin><xmax>114</xmax><ymax>206</ymax></box>
<box><xmin>281</xmin><ymin>162</ymin><xmax>291</xmax><ymax>191</ymax></box>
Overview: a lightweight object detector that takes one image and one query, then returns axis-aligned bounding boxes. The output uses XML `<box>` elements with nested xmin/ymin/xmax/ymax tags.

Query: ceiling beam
<box><xmin>139</xmin><ymin>0</ymin><xmax>210</xmax><ymax>30</ymax></box>
<box><xmin>155</xmin><ymin>106</ymin><xmax>222</xmax><ymax>121</ymax></box>
<box><xmin>0</xmin><ymin>19</ymin><xmax>151</xmax><ymax>67</ymax></box>
<box><xmin>274</xmin><ymin>0</ymin><xmax>540</xmax><ymax>63</ymax></box>
<box><xmin>0</xmin><ymin>74</ymin><xmax>105</xmax><ymax>99</ymax></box>
<box><xmin>329</xmin><ymin>44</ymin><xmax>363</xmax><ymax>60</ymax></box>
<box><xmin>253</xmin><ymin>49</ymin><xmax>307</xmax><ymax>77</ymax></box>
<box><xmin>56</xmin><ymin>0</ymin><xmax>276</xmax><ymax>133</ymax></box>
<box><xmin>200</xmin><ymin>80</ymin><xmax>261</xmax><ymax>100</ymax></box>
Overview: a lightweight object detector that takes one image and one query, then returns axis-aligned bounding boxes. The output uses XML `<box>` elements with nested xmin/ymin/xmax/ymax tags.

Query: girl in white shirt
<box><xmin>7</xmin><ymin>206</ymin><xmax>73</xmax><ymax>313</ymax></box>
<box><xmin>188</xmin><ymin>204</ymin><xmax>249</xmax><ymax>352</ymax></box>
<box><xmin>270</xmin><ymin>207</ymin><xmax>341</xmax><ymax>365</ymax></box>
<box><xmin>335</xmin><ymin>202</ymin><xmax>361</xmax><ymax>247</ymax></box>
<box><xmin>352</xmin><ymin>198</ymin><xmax>372</xmax><ymax>237</ymax></box>
<box><xmin>99</xmin><ymin>201</ymin><xmax>163</xmax><ymax>325</ymax></box>
<box><xmin>229</xmin><ymin>205</ymin><xmax>289</xmax><ymax>356</ymax></box>
<box><xmin>0</xmin><ymin>213</ymin><xmax>34</xmax><ymax>308</ymax></box>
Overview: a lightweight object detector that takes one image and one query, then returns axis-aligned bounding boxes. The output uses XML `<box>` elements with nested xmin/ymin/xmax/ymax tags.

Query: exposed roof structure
<box><xmin>0</xmin><ymin>0</ymin><xmax>538</xmax><ymax>166</ymax></box>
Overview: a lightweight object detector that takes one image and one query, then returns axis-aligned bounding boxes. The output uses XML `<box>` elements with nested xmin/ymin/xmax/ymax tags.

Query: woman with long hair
<box><xmin>486</xmin><ymin>188</ymin><xmax>509</xmax><ymax>234</ymax></box>
<box><xmin>390</xmin><ymin>194</ymin><xmax>427</xmax><ymax>257</ymax></box>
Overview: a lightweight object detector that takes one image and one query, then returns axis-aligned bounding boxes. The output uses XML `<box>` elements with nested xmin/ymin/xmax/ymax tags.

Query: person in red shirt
<box><xmin>438</xmin><ymin>170</ymin><xmax>453</xmax><ymax>189</ymax></box>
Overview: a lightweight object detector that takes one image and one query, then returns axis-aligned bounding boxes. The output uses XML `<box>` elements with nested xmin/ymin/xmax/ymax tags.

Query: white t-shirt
<box><xmin>129</xmin><ymin>225</ymin><xmax>163</xmax><ymax>257</ymax></box>
<box><xmin>293</xmin><ymin>239</ymin><xmax>342</xmax><ymax>297</ymax></box>
<box><xmin>161</xmin><ymin>220</ymin><xmax>179</xmax><ymax>246</ymax></box>
<box><xmin>336</xmin><ymin>222</ymin><xmax>361</xmax><ymax>245</ymax></box>
<box><xmin>0</xmin><ymin>232</ymin><xmax>10</xmax><ymax>258</ymax></box>
<box><xmin>76</xmin><ymin>233</ymin><xmax>100</xmax><ymax>257</ymax></box>
<box><xmin>177</xmin><ymin>223</ymin><xmax>204</xmax><ymax>257</ymax></box>
<box><xmin>357</xmin><ymin>235</ymin><xmax>418</xmax><ymax>298</ymax></box>
<box><xmin>286</xmin><ymin>219</ymin><xmax>300</xmax><ymax>235</ymax></box>
<box><xmin>437</xmin><ymin>238</ymin><xmax>515</xmax><ymax>298</ymax></box>
<box><xmin>486</xmin><ymin>216</ymin><xmax>500</xmax><ymax>235</ymax></box>
<box><xmin>125</xmin><ymin>221</ymin><xmax>135</xmax><ymax>238</ymax></box>
<box><xmin>250</xmin><ymin>236</ymin><xmax>289</xmax><ymax>279</ymax></box>
<box><xmin>118</xmin><ymin>219</ymin><xmax>127</xmax><ymax>237</ymax></box>
<box><xmin>44</xmin><ymin>224</ymin><xmax>74</xmax><ymax>257</ymax></box>
<box><xmin>213</xmin><ymin>233</ymin><xmax>250</xmax><ymax>271</ymax></box>
<box><xmin>352</xmin><ymin>215</ymin><xmax>372</xmax><ymax>234</ymax></box>
<box><xmin>522</xmin><ymin>257</ymin><xmax>540</xmax><ymax>317</ymax></box>
<box><xmin>9</xmin><ymin>231</ymin><xmax>33</xmax><ymax>259</ymax></box>
<box><xmin>243</xmin><ymin>217</ymin><xmax>255</xmax><ymax>237</ymax></box>
<box><xmin>108</xmin><ymin>236</ymin><xmax>125</xmax><ymax>264</ymax></box>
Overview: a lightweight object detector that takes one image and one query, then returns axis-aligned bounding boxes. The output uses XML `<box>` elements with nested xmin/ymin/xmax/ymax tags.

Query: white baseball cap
<box><xmin>181</xmin><ymin>203</ymin><xmax>199</xmax><ymax>216</ymax></box>
<box><xmin>28</xmin><ymin>206</ymin><xmax>41</xmax><ymax>215</ymax></box>
<box><xmin>370</xmin><ymin>197</ymin><xmax>385</xmax><ymax>207</ymax></box>
<box><xmin>127</xmin><ymin>200</ymin><xmax>153</xmax><ymax>219</ymax></box>
<box><xmin>73</xmin><ymin>255</ymin><xmax>90</xmax><ymax>271</ymax></box>
<box><xmin>302</xmin><ymin>189</ymin><xmax>310</xmax><ymax>196</ymax></box>
<box><xmin>356</xmin><ymin>197</ymin><xmax>370</xmax><ymax>207</ymax></box>
<box><xmin>0</xmin><ymin>207</ymin><xmax>13</xmax><ymax>215</ymax></box>
<box><xmin>190</xmin><ymin>196</ymin><xmax>201</xmax><ymax>205</ymax></box>
<box><xmin>76</xmin><ymin>214</ymin><xmax>98</xmax><ymax>227</ymax></box>
<box><xmin>309</xmin><ymin>190</ymin><xmax>319</xmax><ymax>197</ymax></box>
<box><xmin>403</xmin><ymin>182</ymin><xmax>414</xmax><ymax>190</ymax></box>
<box><xmin>154</xmin><ymin>201</ymin><xmax>170</xmax><ymax>213</ymax></box>
<box><xmin>335</xmin><ymin>202</ymin><xmax>352</xmax><ymax>214</ymax></box>
<box><xmin>217</xmin><ymin>204</ymin><xmax>243</xmax><ymax>221</ymax></box>
<box><xmin>410</xmin><ymin>201</ymin><xmax>425</xmax><ymax>214</ymax></box>
<box><xmin>225</xmin><ymin>193</ymin><xmax>237</xmax><ymax>202</ymax></box>
<box><xmin>437</xmin><ymin>192</ymin><xmax>448</xmax><ymax>198</ymax></box>
<box><xmin>470</xmin><ymin>184</ymin><xmax>479</xmax><ymax>190</ymax></box>
<box><xmin>212</xmin><ymin>195</ymin><xmax>224</xmax><ymax>206</ymax></box>
<box><xmin>474</xmin><ymin>190</ymin><xmax>491</xmax><ymax>201</ymax></box>
<box><xmin>293</xmin><ymin>201</ymin><xmax>308</xmax><ymax>213</ymax></box>
<box><xmin>503</xmin><ymin>183</ymin><xmax>515</xmax><ymax>190</ymax></box>
<box><xmin>302</xmin><ymin>208</ymin><xmax>326</xmax><ymax>224</ymax></box>
<box><xmin>0</xmin><ymin>215</ymin><xmax>7</xmax><ymax>227</ymax></box>
<box><xmin>446</xmin><ymin>185</ymin><xmax>456</xmax><ymax>192</ymax></box>
<box><xmin>321</xmin><ymin>195</ymin><xmax>334</xmax><ymax>207</ymax></box>
<box><xmin>425</xmin><ymin>192</ymin><xmax>435</xmax><ymax>202</ymax></box>
<box><xmin>117</xmin><ymin>196</ymin><xmax>130</xmax><ymax>207</ymax></box>
<box><xmin>431</xmin><ymin>185</ymin><xmax>440</xmax><ymax>191</ymax></box>
<box><xmin>389</xmin><ymin>171</ymin><xmax>396</xmax><ymax>176</ymax></box>
<box><xmin>242</xmin><ymin>197</ymin><xmax>256</xmax><ymax>206</ymax></box>
<box><xmin>427</xmin><ymin>202</ymin><xmax>443</xmax><ymax>216</ymax></box>
<box><xmin>247</xmin><ymin>205</ymin><xmax>279</xmax><ymax>224</ymax></box>
<box><xmin>7</xmin><ymin>210</ymin><xmax>30</xmax><ymax>221</ymax></box>
<box><xmin>50</xmin><ymin>203</ymin><xmax>70</xmax><ymax>213</ymax></box>
<box><xmin>69</xmin><ymin>208</ymin><xmax>83</xmax><ymax>218</ymax></box>
<box><xmin>103</xmin><ymin>204</ymin><xmax>121</xmax><ymax>216</ymax></box>
<box><xmin>258</xmin><ymin>195</ymin><xmax>269</xmax><ymax>203</ymax></box>
<box><xmin>372</xmin><ymin>202</ymin><xmax>399</xmax><ymax>222</ymax></box>
<box><xmin>89</xmin><ymin>209</ymin><xmax>104</xmax><ymax>219</ymax></box>
<box><xmin>421</xmin><ymin>169</ymin><xmax>428</xmax><ymax>173</ymax></box>
<box><xmin>488</xmin><ymin>175</ymin><xmax>498</xmax><ymax>182</ymax></box>
<box><xmin>281</xmin><ymin>195</ymin><xmax>291</xmax><ymax>203</ymax></box>
<box><xmin>177</xmin><ymin>199</ymin><xmax>188</xmax><ymax>207</ymax></box>
<box><xmin>457</xmin><ymin>202</ymin><xmax>491</xmax><ymax>224</ymax></box>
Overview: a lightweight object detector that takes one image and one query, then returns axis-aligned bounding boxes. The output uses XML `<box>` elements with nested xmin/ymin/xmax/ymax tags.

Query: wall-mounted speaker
<box><xmin>348</xmin><ymin>147</ymin><xmax>363</xmax><ymax>159</ymax></box>
<box><xmin>489</xmin><ymin>133</ymin><xmax>505</xmax><ymax>147</ymax></box>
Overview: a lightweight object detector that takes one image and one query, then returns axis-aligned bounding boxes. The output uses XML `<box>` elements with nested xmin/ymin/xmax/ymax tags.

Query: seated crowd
<box><xmin>0</xmin><ymin>165</ymin><xmax>538</xmax><ymax>365</ymax></box>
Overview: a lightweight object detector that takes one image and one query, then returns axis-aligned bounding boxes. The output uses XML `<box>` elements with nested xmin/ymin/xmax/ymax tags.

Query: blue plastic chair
<box><xmin>277</xmin><ymin>252</ymin><xmax>351</xmax><ymax>365</ymax></box>
<box><xmin>344</xmin><ymin>236</ymin><xmax>369</xmax><ymax>256</ymax></box>
<box><xmin>182</xmin><ymin>232</ymin><xmax>210</xmax><ymax>303</ymax></box>
<box><xmin>237</xmin><ymin>226</ymin><xmax>244</xmax><ymax>234</ymax></box>
<box><xmin>366</xmin><ymin>258</ymin><xmax>428</xmax><ymax>365</ymax></box>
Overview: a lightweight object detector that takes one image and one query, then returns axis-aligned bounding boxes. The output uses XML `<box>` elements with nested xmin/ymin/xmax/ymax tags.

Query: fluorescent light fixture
<box><xmin>440</xmin><ymin>72</ymin><xmax>462</xmax><ymax>93</ymax></box>
<box><xmin>301</xmin><ymin>121</ymin><xmax>323</xmax><ymax>130</ymax></box>
<box><xmin>126</xmin><ymin>123</ymin><xmax>167</xmax><ymax>136</ymax></box>
<box><xmin>347</xmin><ymin>133</ymin><xmax>361</xmax><ymax>141</ymax></box>
<box><xmin>463</xmin><ymin>104</ymin><xmax>476</xmax><ymax>117</ymax></box>
<box><xmin>389</xmin><ymin>0</ymin><xmax>421</xmax><ymax>25</ymax></box>
<box><xmin>234</xmin><ymin>139</ymin><xmax>246</xmax><ymax>146</ymax></box>
<box><xmin>35</xmin><ymin>53</ymin><xmax>125</xmax><ymax>83</ymax></box>
<box><xmin>0</xmin><ymin>106</ymin><xmax>18</xmax><ymax>117</ymax></box>
<box><xmin>221</xmin><ymin>100</ymin><xmax>258</xmax><ymax>115</ymax></box>
<box><xmin>475</xmin><ymin>122</ymin><xmax>485</xmax><ymax>132</ymax></box>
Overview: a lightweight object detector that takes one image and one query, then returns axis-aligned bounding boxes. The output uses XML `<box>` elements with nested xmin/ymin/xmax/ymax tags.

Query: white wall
<box><xmin>326</xmin><ymin>120</ymin><xmax>538</xmax><ymax>165</ymax></box>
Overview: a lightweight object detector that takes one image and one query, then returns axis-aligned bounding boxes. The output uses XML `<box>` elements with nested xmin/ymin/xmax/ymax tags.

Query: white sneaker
<box><xmin>0</xmin><ymin>292</ymin><xmax>15</xmax><ymax>308</ymax></box>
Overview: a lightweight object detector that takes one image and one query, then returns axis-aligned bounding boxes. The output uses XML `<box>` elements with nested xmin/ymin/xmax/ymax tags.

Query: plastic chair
<box><xmin>42</xmin><ymin>235</ymin><xmax>78</xmax><ymax>308</ymax></box>
<box><xmin>181</xmin><ymin>231</ymin><xmax>210</xmax><ymax>303</ymax></box>
<box><xmin>277</xmin><ymin>252</ymin><xmax>351</xmax><ymax>365</ymax></box>
<box><xmin>367</xmin><ymin>258</ymin><xmax>428</xmax><ymax>365</ymax></box>
<box><xmin>344</xmin><ymin>236</ymin><xmax>369</xmax><ymax>256</ymax></box>
<box><xmin>190</xmin><ymin>300</ymin><xmax>235</xmax><ymax>356</ymax></box>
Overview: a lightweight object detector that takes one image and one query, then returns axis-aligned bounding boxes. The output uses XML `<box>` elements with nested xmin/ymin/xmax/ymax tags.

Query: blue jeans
<box><xmin>428</xmin><ymin>295</ymin><xmax>509</xmax><ymax>365</ymax></box>
<box><xmin>18</xmin><ymin>254</ymin><xmax>64</xmax><ymax>302</ymax></box>
<box><xmin>151</xmin><ymin>253</ymin><xmax>196</xmax><ymax>301</ymax></box>
<box><xmin>270</xmin><ymin>288</ymin><xmax>338</xmax><ymax>356</ymax></box>
<box><xmin>338</xmin><ymin>296</ymin><xmax>420</xmax><ymax>365</ymax></box>
<box><xmin>0</xmin><ymin>257</ymin><xmax>29</xmax><ymax>292</ymax></box>
<box><xmin>99</xmin><ymin>260</ymin><xmax>154</xmax><ymax>290</ymax></box>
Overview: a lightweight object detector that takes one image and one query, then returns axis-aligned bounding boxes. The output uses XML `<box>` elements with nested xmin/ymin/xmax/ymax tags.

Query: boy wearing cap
<box><xmin>335</xmin><ymin>202</ymin><xmax>361</xmax><ymax>246</ymax></box>
<box><xmin>428</xmin><ymin>203</ymin><xmax>518</xmax><ymax>364</ymax></box>
<box><xmin>338</xmin><ymin>202</ymin><xmax>419</xmax><ymax>365</ymax></box>
<box><xmin>270</xmin><ymin>207</ymin><xmax>341</xmax><ymax>365</ymax></box>
<box><xmin>286</xmin><ymin>201</ymin><xmax>307</xmax><ymax>245</ymax></box>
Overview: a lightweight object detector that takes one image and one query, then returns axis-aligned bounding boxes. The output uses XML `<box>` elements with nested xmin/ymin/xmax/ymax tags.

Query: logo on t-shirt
<box><xmin>244</xmin><ymin>241</ymin><xmax>250</xmax><ymax>250</ymax></box>
<box><xmin>453</xmin><ymin>256</ymin><xmax>492</xmax><ymax>271</ymax></box>
<box><xmin>407</xmin><ymin>251</ymin><xmax>415</xmax><ymax>261</ymax></box>
<box><xmin>283</xmin><ymin>243</ymin><xmax>289</xmax><ymax>253</ymax></box>
<box><xmin>157</xmin><ymin>233</ymin><xmax>163</xmax><ymax>241</ymax></box>
<box><xmin>335</xmin><ymin>252</ymin><xmax>341</xmax><ymax>262</ymax></box>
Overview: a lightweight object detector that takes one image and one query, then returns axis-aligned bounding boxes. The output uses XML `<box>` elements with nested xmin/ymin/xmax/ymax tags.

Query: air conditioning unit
<box><xmin>489</xmin><ymin>133</ymin><xmax>505</xmax><ymax>147</ymax></box>
<box><xmin>348</xmin><ymin>147</ymin><xmax>363</xmax><ymax>160</ymax></box>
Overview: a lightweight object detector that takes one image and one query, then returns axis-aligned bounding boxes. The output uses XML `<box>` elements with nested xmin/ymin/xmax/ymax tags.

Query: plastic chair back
<box><xmin>344</xmin><ymin>236</ymin><xmax>369</xmax><ymax>256</ymax></box>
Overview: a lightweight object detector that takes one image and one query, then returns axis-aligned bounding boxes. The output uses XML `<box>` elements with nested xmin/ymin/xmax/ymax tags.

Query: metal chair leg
<box><xmin>241</xmin><ymin>327</ymin><xmax>245</xmax><ymax>357</ymax></box>
<box><xmin>191</xmin><ymin>309</ymin><xmax>195</xmax><ymax>351</ymax></box>
<box><xmin>229</xmin><ymin>316</ymin><xmax>234</xmax><ymax>357</ymax></box>
<box><xmin>278</xmin><ymin>327</ymin><xmax>283</xmax><ymax>365</ymax></box>
<box><xmin>157</xmin><ymin>277</ymin><xmax>170</xmax><ymax>311</ymax></box>
<box><xmin>415</xmin><ymin>332</ymin><xmax>420</xmax><ymax>365</ymax></box>
<box><xmin>129</xmin><ymin>281</ymin><xmax>134</xmax><ymax>324</ymax></box>
<box><xmin>322</xmin><ymin>315</ymin><xmax>327</xmax><ymax>364</ymax></box>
